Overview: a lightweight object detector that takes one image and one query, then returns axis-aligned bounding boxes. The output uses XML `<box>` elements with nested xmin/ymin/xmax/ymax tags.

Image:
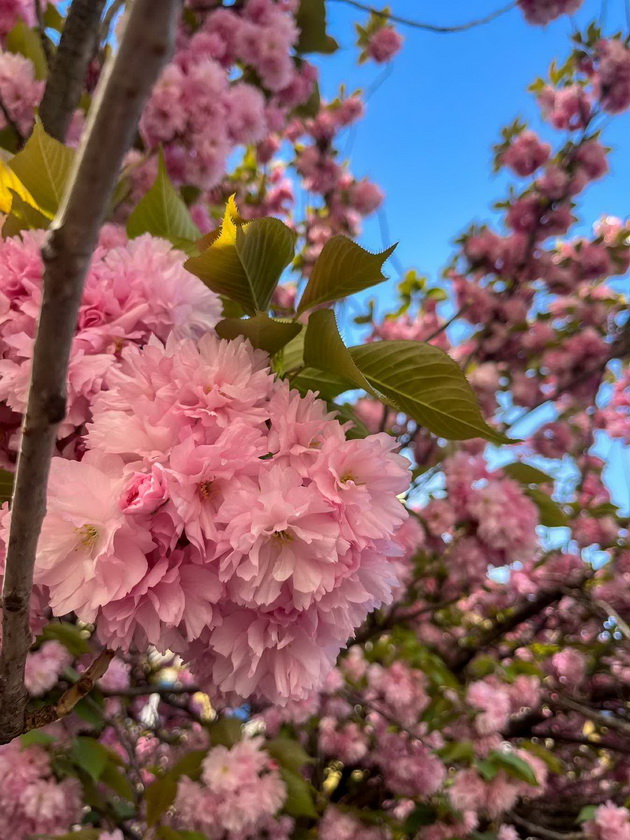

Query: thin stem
<box><xmin>39</xmin><ymin>0</ymin><xmax>108</xmax><ymax>142</ymax></box>
<box><xmin>328</xmin><ymin>0</ymin><xmax>517</xmax><ymax>33</ymax></box>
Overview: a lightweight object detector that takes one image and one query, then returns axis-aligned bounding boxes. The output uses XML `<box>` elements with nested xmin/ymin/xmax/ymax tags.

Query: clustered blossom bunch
<box><xmin>11</xmin><ymin>331</ymin><xmax>409</xmax><ymax>704</ymax></box>
<box><xmin>0</xmin><ymin>229</ymin><xmax>221</xmax><ymax>464</ymax></box>
<box><xmin>0</xmin><ymin>740</ymin><xmax>81</xmax><ymax>836</ymax></box>
<box><xmin>174</xmin><ymin>737</ymin><xmax>288</xmax><ymax>838</ymax></box>
<box><xmin>517</xmin><ymin>0</ymin><xmax>584</xmax><ymax>25</ymax></box>
<box><xmin>140</xmin><ymin>0</ymin><xmax>317</xmax><ymax>191</ymax></box>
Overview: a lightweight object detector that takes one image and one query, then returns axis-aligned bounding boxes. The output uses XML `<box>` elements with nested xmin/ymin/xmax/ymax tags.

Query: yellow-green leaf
<box><xmin>296</xmin><ymin>0</ymin><xmax>338</xmax><ymax>53</ymax></box>
<box><xmin>7</xmin><ymin>20</ymin><xmax>48</xmax><ymax>80</ymax></box>
<box><xmin>71</xmin><ymin>737</ymin><xmax>110</xmax><ymax>782</ymax></box>
<box><xmin>127</xmin><ymin>149</ymin><xmax>200</xmax><ymax>246</ymax></box>
<box><xmin>9</xmin><ymin>119</ymin><xmax>74</xmax><ymax>216</ymax></box>
<box><xmin>146</xmin><ymin>774</ymin><xmax>178</xmax><ymax>827</ymax></box>
<box><xmin>349</xmin><ymin>340</ymin><xmax>512</xmax><ymax>445</ymax></box>
<box><xmin>185</xmin><ymin>200</ymin><xmax>296</xmax><ymax>316</ymax></box>
<box><xmin>502</xmin><ymin>462</ymin><xmax>553</xmax><ymax>485</ymax></box>
<box><xmin>303</xmin><ymin>309</ymin><xmax>378</xmax><ymax>396</ymax></box>
<box><xmin>0</xmin><ymin>157</ymin><xmax>38</xmax><ymax>214</ymax></box>
<box><xmin>525</xmin><ymin>487</ymin><xmax>570</xmax><ymax>527</ymax></box>
<box><xmin>279</xmin><ymin>767</ymin><xmax>318</xmax><ymax>819</ymax></box>
<box><xmin>297</xmin><ymin>236</ymin><xmax>396</xmax><ymax>314</ymax></box>
<box><xmin>216</xmin><ymin>314</ymin><xmax>301</xmax><ymax>355</ymax></box>
<box><xmin>3</xmin><ymin>189</ymin><xmax>50</xmax><ymax>235</ymax></box>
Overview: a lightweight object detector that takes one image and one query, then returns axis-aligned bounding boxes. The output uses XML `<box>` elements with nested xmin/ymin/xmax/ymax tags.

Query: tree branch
<box><xmin>25</xmin><ymin>648</ymin><xmax>114</xmax><ymax>731</ymax></box>
<box><xmin>0</xmin><ymin>0</ymin><xmax>180</xmax><ymax>746</ymax></box>
<box><xmin>328</xmin><ymin>0</ymin><xmax>517</xmax><ymax>33</ymax></box>
<box><xmin>508</xmin><ymin>812</ymin><xmax>584</xmax><ymax>840</ymax></box>
<box><xmin>38</xmin><ymin>0</ymin><xmax>108</xmax><ymax>142</ymax></box>
<box><xmin>450</xmin><ymin>585</ymin><xmax>572</xmax><ymax>672</ymax></box>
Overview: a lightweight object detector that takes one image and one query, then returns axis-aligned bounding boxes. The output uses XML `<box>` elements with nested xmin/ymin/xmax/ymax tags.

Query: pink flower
<box><xmin>25</xmin><ymin>641</ymin><xmax>72</xmax><ymax>697</ymax></box>
<box><xmin>585</xmin><ymin>802</ymin><xmax>630</xmax><ymax>840</ymax></box>
<box><xmin>173</xmin><ymin>737</ymin><xmax>287</xmax><ymax>837</ymax></box>
<box><xmin>518</xmin><ymin>0</ymin><xmax>583</xmax><ymax>24</ymax></box>
<box><xmin>32</xmin><ymin>454</ymin><xmax>154</xmax><ymax>621</ymax></box>
<box><xmin>366</xmin><ymin>27</ymin><xmax>403</xmax><ymax>63</ymax></box>
<box><xmin>501</xmin><ymin>130</ymin><xmax>551</xmax><ymax>176</ymax></box>
<box><xmin>467</xmin><ymin>680</ymin><xmax>511</xmax><ymax>734</ymax></box>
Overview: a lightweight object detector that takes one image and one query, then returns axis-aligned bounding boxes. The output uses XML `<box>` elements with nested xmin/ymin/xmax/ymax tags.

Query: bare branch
<box><xmin>24</xmin><ymin>648</ymin><xmax>114</xmax><ymax>731</ymax></box>
<box><xmin>33</xmin><ymin>0</ymin><xmax>53</xmax><ymax>69</ymax></box>
<box><xmin>39</xmin><ymin>0</ymin><xmax>108</xmax><ymax>142</ymax></box>
<box><xmin>509</xmin><ymin>812</ymin><xmax>584</xmax><ymax>840</ymax></box>
<box><xmin>328</xmin><ymin>0</ymin><xmax>517</xmax><ymax>34</ymax></box>
<box><xmin>0</xmin><ymin>0</ymin><xmax>180</xmax><ymax>745</ymax></box>
<box><xmin>450</xmin><ymin>584</ymin><xmax>574</xmax><ymax>672</ymax></box>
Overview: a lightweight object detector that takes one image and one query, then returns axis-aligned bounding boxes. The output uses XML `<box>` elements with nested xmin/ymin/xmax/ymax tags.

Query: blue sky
<box><xmin>311</xmin><ymin>0</ymin><xmax>630</xmax><ymax>511</ymax></box>
<box><xmin>315</xmin><ymin>0</ymin><xmax>630</xmax><ymax>280</ymax></box>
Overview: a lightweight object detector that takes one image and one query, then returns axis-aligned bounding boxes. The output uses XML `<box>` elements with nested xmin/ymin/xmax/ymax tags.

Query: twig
<box><xmin>33</xmin><ymin>0</ymin><xmax>53</xmax><ymax>68</ymax></box>
<box><xmin>0</xmin><ymin>0</ymin><xmax>180</xmax><ymax>745</ymax></box>
<box><xmin>328</xmin><ymin>0</ymin><xmax>517</xmax><ymax>33</ymax></box>
<box><xmin>99</xmin><ymin>0</ymin><xmax>127</xmax><ymax>44</ymax></box>
<box><xmin>39</xmin><ymin>0</ymin><xmax>108</xmax><ymax>142</ymax></box>
<box><xmin>509</xmin><ymin>812</ymin><xmax>584</xmax><ymax>840</ymax></box>
<box><xmin>450</xmin><ymin>584</ymin><xmax>577</xmax><ymax>672</ymax></box>
<box><xmin>423</xmin><ymin>305</ymin><xmax>468</xmax><ymax>343</ymax></box>
<box><xmin>25</xmin><ymin>649</ymin><xmax>114</xmax><ymax>731</ymax></box>
<box><xmin>552</xmin><ymin>695</ymin><xmax>630</xmax><ymax>737</ymax></box>
<box><xmin>596</xmin><ymin>599</ymin><xmax>630</xmax><ymax>641</ymax></box>
<box><xmin>102</xmin><ymin>684</ymin><xmax>202</xmax><ymax>698</ymax></box>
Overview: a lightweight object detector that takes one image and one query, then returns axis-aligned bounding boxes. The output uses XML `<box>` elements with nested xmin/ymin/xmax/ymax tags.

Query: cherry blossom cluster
<box><xmin>173</xmin><ymin>737</ymin><xmax>288</xmax><ymax>838</ymax></box>
<box><xmin>9</xmin><ymin>332</ymin><xmax>409</xmax><ymax>704</ymax></box>
<box><xmin>0</xmin><ymin>229</ymin><xmax>221</xmax><ymax>464</ymax></box>
<box><xmin>0</xmin><ymin>740</ymin><xmax>81</xmax><ymax>836</ymax></box>
<box><xmin>140</xmin><ymin>0</ymin><xmax>316</xmax><ymax>190</ymax></box>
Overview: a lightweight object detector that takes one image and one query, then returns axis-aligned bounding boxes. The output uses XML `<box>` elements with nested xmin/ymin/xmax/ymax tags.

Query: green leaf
<box><xmin>73</xmin><ymin>696</ymin><xmax>105</xmax><ymax>728</ymax></box>
<box><xmin>0</xmin><ymin>468</ymin><xmax>13</xmax><ymax>504</ymax></box>
<box><xmin>43</xmin><ymin>3</ymin><xmax>64</xmax><ymax>31</ymax></box>
<box><xmin>7</xmin><ymin>20</ymin><xmax>48</xmax><ymax>80</ymax></box>
<box><xmin>486</xmin><ymin>750</ymin><xmax>539</xmax><ymax>786</ymax></box>
<box><xmin>101</xmin><ymin>762</ymin><xmax>135</xmax><ymax>800</ymax></box>
<box><xmin>403</xmin><ymin>804</ymin><xmax>438</xmax><ymax>834</ymax></box>
<box><xmin>185</xmin><ymin>199</ymin><xmax>296</xmax><ymax>316</ymax></box>
<box><xmin>349</xmin><ymin>341</ymin><xmax>512</xmax><ymax>444</ymax></box>
<box><xmin>279</xmin><ymin>766</ymin><xmax>318</xmax><ymax>819</ymax></box>
<box><xmin>158</xmin><ymin>829</ymin><xmax>208</xmax><ymax>840</ymax></box>
<box><xmin>577</xmin><ymin>805</ymin><xmax>597</xmax><ymax>824</ymax></box>
<box><xmin>502</xmin><ymin>462</ymin><xmax>553</xmax><ymax>485</ymax></box>
<box><xmin>266</xmin><ymin>738</ymin><xmax>313</xmax><ymax>773</ymax></box>
<box><xmin>297</xmin><ymin>236</ymin><xmax>396</xmax><ymax>314</ymax></box>
<box><xmin>39</xmin><ymin>621</ymin><xmax>90</xmax><ymax>656</ymax></box>
<box><xmin>9</xmin><ymin>119</ymin><xmax>74</xmax><ymax>216</ymax></box>
<box><xmin>208</xmin><ymin>716</ymin><xmax>242</xmax><ymax>748</ymax></box>
<box><xmin>216</xmin><ymin>314</ymin><xmax>301</xmax><ymax>355</ymax></box>
<box><xmin>295</xmin><ymin>0</ymin><xmax>338</xmax><ymax>53</ymax></box>
<box><xmin>521</xmin><ymin>740</ymin><xmax>564</xmax><ymax>775</ymax></box>
<box><xmin>291</xmin><ymin>368</ymin><xmax>353</xmax><ymax>401</ymax></box>
<box><xmin>146</xmin><ymin>773</ymin><xmax>178</xmax><ymax>827</ymax></box>
<box><xmin>71</xmin><ymin>737</ymin><xmax>110</xmax><ymax>782</ymax></box>
<box><xmin>437</xmin><ymin>740</ymin><xmax>475</xmax><ymax>764</ymax></box>
<box><xmin>170</xmin><ymin>749</ymin><xmax>208</xmax><ymax>782</ymax></box>
<box><xmin>303</xmin><ymin>309</ymin><xmax>378</xmax><ymax>396</ymax></box>
<box><xmin>20</xmin><ymin>730</ymin><xmax>55</xmax><ymax>747</ymax></box>
<box><xmin>127</xmin><ymin>150</ymin><xmax>201</xmax><ymax>247</ymax></box>
<box><xmin>525</xmin><ymin>487</ymin><xmax>570</xmax><ymax>527</ymax></box>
